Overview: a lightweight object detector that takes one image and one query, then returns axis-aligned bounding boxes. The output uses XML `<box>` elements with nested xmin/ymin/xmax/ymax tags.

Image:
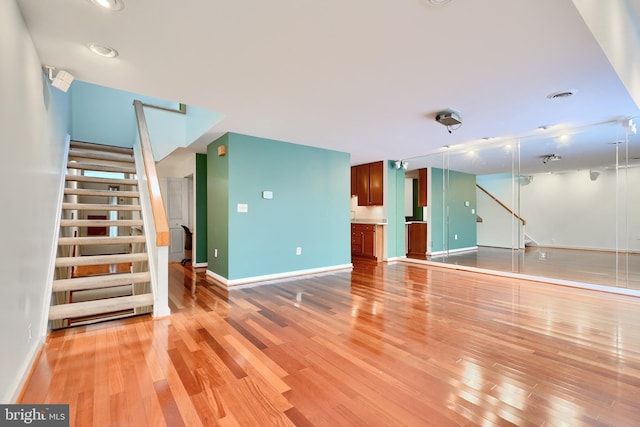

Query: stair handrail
<box><xmin>476</xmin><ymin>184</ymin><xmax>526</xmax><ymax>226</ymax></box>
<box><xmin>133</xmin><ymin>100</ymin><xmax>170</xmax><ymax>246</ymax></box>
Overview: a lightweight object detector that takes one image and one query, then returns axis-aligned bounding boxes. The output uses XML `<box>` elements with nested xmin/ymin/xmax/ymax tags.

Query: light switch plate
<box><xmin>237</xmin><ymin>203</ymin><xmax>248</xmax><ymax>213</ymax></box>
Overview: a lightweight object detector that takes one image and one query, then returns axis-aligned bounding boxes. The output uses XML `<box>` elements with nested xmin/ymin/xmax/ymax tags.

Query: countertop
<box><xmin>351</xmin><ymin>219</ymin><xmax>387</xmax><ymax>225</ymax></box>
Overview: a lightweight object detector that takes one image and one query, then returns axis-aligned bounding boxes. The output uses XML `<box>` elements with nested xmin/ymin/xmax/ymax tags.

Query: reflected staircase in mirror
<box><xmin>49</xmin><ymin>141</ymin><xmax>153</xmax><ymax>329</ymax></box>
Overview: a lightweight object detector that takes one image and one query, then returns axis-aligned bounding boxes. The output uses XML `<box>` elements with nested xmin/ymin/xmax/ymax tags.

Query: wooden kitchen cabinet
<box><xmin>418</xmin><ymin>168</ymin><xmax>428</xmax><ymax>207</ymax></box>
<box><xmin>352</xmin><ymin>161</ymin><xmax>384</xmax><ymax>206</ymax></box>
<box><xmin>407</xmin><ymin>222</ymin><xmax>427</xmax><ymax>259</ymax></box>
<box><xmin>351</xmin><ymin>223</ymin><xmax>383</xmax><ymax>261</ymax></box>
<box><xmin>351</xmin><ymin>166</ymin><xmax>357</xmax><ymax>196</ymax></box>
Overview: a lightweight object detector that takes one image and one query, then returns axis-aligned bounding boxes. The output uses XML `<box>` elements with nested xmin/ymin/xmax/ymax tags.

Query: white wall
<box><xmin>476</xmin><ymin>188</ymin><xmax>524</xmax><ymax>249</ymax></box>
<box><xmin>477</xmin><ymin>169</ymin><xmax>640</xmax><ymax>252</ymax></box>
<box><xmin>157</xmin><ymin>149</ymin><xmax>197</xmax><ymax>261</ymax></box>
<box><xmin>0</xmin><ymin>0</ymin><xmax>71</xmax><ymax>402</ymax></box>
<box><xmin>522</xmin><ymin>168</ymin><xmax>640</xmax><ymax>251</ymax></box>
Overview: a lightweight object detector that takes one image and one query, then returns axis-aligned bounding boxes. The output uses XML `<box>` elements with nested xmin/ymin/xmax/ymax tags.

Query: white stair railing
<box><xmin>133</xmin><ymin>100</ymin><xmax>171</xmax><ymax>317</ymax></box>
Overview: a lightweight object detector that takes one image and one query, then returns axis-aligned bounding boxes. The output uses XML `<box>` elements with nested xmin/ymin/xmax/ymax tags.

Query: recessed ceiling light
<box><xmin>547</xmin><ymin>90</ymin><xmax>577</xmax><ymax>100</ymax></box>
<box><xmin>422</xmin><ymin>0</ymin><xmax>454</xmax><ymax>7</ymax></box>
<box><xmin>88</xmin><ymin>0</ymin><xmax>124</xmax><ymax>11</ymax></box>
<box><xmin>88</xmin><ymin>43</ymin><xmax>118</xmax><ymax>58</ymax></box>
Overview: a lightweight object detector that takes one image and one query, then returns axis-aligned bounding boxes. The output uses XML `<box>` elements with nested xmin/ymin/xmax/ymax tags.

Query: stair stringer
<box><xmin>132</xmin><ymin>141</ymin><xmax>170</xmax><ymax>318</ymax></box>
<box><xmin>42</xmin><ymin>134</ymin><xmax>72</xmax><ymax>333</ymax></box>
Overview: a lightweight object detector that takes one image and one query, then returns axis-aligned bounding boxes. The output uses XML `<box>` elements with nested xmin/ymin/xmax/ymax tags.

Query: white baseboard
<box><xmin>206</xmin><ymin>264</ymin><xmax>353</xmax><ymax>289</ymax></box>
<box><xmin>192</xmin><ymin>262</ymin><xmax>208</xmax><ymax>268</ymax></box>
<box><xmin>10</xmin><ymin>337</ymin><xmax>45</xmax><ymax>403</ymax></box>
<box><xmin>398</xmin><ymin>257</ymin><xmax>640</xmax><ymax>298</ymax></box>
<box><xmin>429</xmin><ymin>246</ymin><xmax>478</xmax><ymax>256</ymax></box>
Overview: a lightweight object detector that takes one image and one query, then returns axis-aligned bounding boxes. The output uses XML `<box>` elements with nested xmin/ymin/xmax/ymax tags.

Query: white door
<box><xmin>161</xmin><ymin>177</ymin><xmax>190</xmax><ymax>262</ymax></box>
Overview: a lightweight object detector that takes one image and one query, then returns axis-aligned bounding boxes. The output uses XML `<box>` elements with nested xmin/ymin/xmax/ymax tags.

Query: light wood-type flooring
<box><xmin>20</xmin><ymin>261</ymin><xmax>640</xmax><ymax>426</ymax></box>
<box><xmin>427</xmin><ymin>246</ymin><xmax>640</xmax><ymax>290</ymax></box>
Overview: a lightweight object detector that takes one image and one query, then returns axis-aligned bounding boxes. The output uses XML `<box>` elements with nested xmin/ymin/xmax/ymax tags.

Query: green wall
<box><xmin>195</xmin><ymin>153</ymin><xmax>207</xmax><ymax>264</ymax></box>
<box><xmin>430</xmin><ymin>167</ymin><xmax>477</xmax><ymax>252</ymax></box>
<box><xmin>207</xmin><ymin>133</ymin><xmax>351</xmax><ymax>281</ymax></box>
<box><xmin>207</xmin><ymin>134</ymin><xmax>230</xmax><ymax>277</ymax></box>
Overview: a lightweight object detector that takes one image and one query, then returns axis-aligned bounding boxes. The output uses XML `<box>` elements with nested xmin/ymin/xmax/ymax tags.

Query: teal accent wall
<box><xmin>386</xmin><ymin>162</ymin><xmax>406</xmax><ymax>258</ymax></box>
<box><xmin>207</xmin><ymin>133</ymin><xmax>351</xmax><ymax>281</ymax></box>
<box><xmin>207</xmin><ymin>135</ymin><xmax>230</xmax><ymax>278</ymax></box>
<box><xmin>430</xmin><ymin>167</ymin><xmax>477</xmax><ymax>252</ymax></box>
<box><xmin>431</xmin><ymin>168</ymin><xmax>445</xmax><ymax>252</ymax></box>
<box><xmin>70</xmin><ymin>81</ymin><xmax>176</xmax><ymax>147</ymax></box>
<box><xmin>70</xmin><ymin>81</ymin><xmax>223</xmax><ymax>159</ymax></box>
<box><xmin>195</xmin><ymin>153</ymin><xmax>208</xmax><ymax>264</ymax></box>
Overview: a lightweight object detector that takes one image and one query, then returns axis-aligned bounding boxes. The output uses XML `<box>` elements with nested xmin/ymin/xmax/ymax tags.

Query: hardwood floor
<box><xmin>20</xmin><ymin>262</ymin><xmax>640</xmax><ymax>426</ymax></box>
<box><xmin>426</xmin><ymin>246</ymin><xmax>640</xmax><ymax>290</ymax></box>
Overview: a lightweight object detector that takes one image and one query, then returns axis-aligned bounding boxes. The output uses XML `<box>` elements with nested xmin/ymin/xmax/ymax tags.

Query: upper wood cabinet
<box><xmin>351</xmin><ymin>167</ymin><xmax>357</xmax><ymax>196</ymax></box>
<box><xmin>418</xmin><ymin>168</ymin><xmax>428</xmax><ymax>207</ymax></box>
<box><xmin>352</xmin><ymin>161</ymin><xmax>384</xmax><ymax>206</ymax></box>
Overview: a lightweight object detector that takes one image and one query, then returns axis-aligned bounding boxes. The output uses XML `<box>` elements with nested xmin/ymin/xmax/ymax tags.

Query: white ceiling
<box><xmin>17</xmin><ymin>0</ymin><xmax>640</xmax><ymax>173</ymax></box>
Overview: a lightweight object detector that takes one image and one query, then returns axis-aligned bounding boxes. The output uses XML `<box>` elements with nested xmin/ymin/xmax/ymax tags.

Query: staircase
<box><xmin>49</xmin><ymin>141</ymin><xmax>154</xmax><ymax>329</ymax></box>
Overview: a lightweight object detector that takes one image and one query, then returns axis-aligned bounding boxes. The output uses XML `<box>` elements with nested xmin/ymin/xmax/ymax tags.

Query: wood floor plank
<box><xmin>19</xmin><ymin>262</ymin><xmax>640</xmax><ymax>426</ymax></box>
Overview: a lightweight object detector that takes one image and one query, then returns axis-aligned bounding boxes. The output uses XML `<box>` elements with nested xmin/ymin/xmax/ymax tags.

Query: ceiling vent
<box><xmin>542</xmin><ymin>154</ymin><xmax>562</xmax><ymax>164</ymax></box>
<box><xmin>547</xmin><ymin>90</ymin><xmax>577</xmax><ymax>100</ymax></box>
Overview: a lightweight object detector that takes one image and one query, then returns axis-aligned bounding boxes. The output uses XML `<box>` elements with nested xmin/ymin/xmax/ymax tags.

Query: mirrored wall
<box><xmin>404</xmin><ymin>117</ymin><xmax>640</xmax><ymax>290</ymax></box>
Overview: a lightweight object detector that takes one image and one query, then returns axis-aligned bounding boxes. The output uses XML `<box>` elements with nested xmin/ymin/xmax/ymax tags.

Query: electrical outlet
<box><xmin>214</xmin><ymin>249</ymin><xmax>218</xmax><ymax>258</ymax></box>
<box><xmin>296</xmin><ymin>247</ymin><xmax>302</xmax><ymax>255</ymax></box>
<box><xmin>454</xmin><ymin>234</ymin><xmax>458</xmax><ymax>240</ymax></box>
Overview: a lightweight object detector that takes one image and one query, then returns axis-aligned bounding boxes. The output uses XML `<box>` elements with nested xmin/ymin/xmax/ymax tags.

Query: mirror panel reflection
<box><xmin>404</xmin><ymin>118</ymin><xmax>640</xmax><ymax>290</ymax></box>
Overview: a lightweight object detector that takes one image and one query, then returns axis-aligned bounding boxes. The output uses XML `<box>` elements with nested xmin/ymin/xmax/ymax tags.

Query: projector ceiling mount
<box><xmin>435</xmin><ymin>109</ymin><xmax>462</xmax><ymax>134</ymax></box>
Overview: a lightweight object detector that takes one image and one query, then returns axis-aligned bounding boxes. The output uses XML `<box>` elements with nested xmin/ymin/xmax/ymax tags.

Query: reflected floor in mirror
<box><xmin>21</xmin><ymin>262</ymin><xmax>640</xmax><ymax>426</ymax></box>
<box><xmin>427</xmin><ymin>246</ymin><xmax>640</xmax><ymax>290</ymax></box>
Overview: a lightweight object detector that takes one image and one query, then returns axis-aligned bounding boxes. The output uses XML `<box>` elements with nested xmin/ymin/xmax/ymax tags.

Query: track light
<box><xmin>394</xmin><ymin>160</ymin><xmax>408</xmax><ymax>170</ymax></box>
<box><xmin>44</xmin><ymin>65</ymin><xmax>74</xmax><ymax>93</ymax></box>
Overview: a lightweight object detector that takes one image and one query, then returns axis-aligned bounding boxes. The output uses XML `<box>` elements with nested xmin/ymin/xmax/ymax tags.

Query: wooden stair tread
<box><xmin>62</xmin><ymin>203</ymin><xmax>141</xmax><ymax>211</ymax></box>
<box><xmin>60</xmin><ymin>219</ymin><xmax>143</xmax><ymax>227</ymax></box>
<box><xmin>70</xmin><ymin>141</ymin><xmax>133</xmax><ymax>155</ymax></box>
<box><xmin>53</xmin><ymin>272</ymin><xmax>151</xmax><ymax>292</ymax></box>
<box><xmin>48</xmin><ymin>293</ymin><xmax>153</xmax><ymax>320</ymax></box>
<box><xmin>58</xmin><ymin>235</ymin><xmax>146</xmax><ymax>245</ymax></box>
<box><xmin>66</xmin><ymin>162</ymin><xmax>136</xmax><ymax>174</ymax></box>
<box><xmin>55</xmin><ymin>252</ymin><xmax>148</xmax><ymax>267</ymax></box>
<box><xmin>68</xmin><ymin>148</ymin><xmax>134</xmax><ymax>164</ymax></box>
<box><xmin>65</xmin><ymin>175</ymin><xmax>138</xmax><ymax>186</ymax></box>
<box><xmin>64</xmin><ymin>188</ymin><xmax>139</xmax><ymax>198</ymax></box>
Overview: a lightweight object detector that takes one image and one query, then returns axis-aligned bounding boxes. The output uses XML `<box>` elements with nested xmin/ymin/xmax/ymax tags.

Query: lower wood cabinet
<box><xmin>351</xmin><ymin>223</ymin><xmax>383</xmax><ymax>261</ymax></box>
<box><xmin>407</xmin><ymin>222</ymin><xmax>427</xmax><ymax>259</ymax></box>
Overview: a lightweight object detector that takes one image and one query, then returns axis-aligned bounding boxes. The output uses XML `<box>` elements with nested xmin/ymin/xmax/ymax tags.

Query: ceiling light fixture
<box><xmin>547</xmin><ymin>90</ymin><xmax>577</xmax><ymax>100</ymax></box>
<box><xmin>88</xmin><ymin>43</ymin><xmax>119</xmax><ymax>58</ymax></box>
<box><xmin>422</xmin><ymin>0</ymin><xmax>454</xmax><ymax>6</ymax></box>
<box><xmin>88</xmin><ymin>0</ymin><xmax>124</xmax><ymax>11</ymax></box>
